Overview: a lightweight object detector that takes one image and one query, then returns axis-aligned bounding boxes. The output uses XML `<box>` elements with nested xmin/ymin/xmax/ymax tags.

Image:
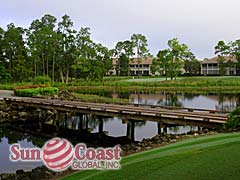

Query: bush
<box><xmin>15</xmin><ymin>87</ymin><xmax>58</xmax><ymax>97</ymax></box>
<box><xmin>225</xmin><ymin>107</ymin><xmax>240</xmax><ymax>129</ymax></box>
<box><xmin>39</xmin><ymin>87</ymin><xmax>59</xmax><ymax>95</ymax></box>
<box><xmin>33</xmin><ymin>76</ymin><xmax>51</xmax><ymax>85</ymax></box>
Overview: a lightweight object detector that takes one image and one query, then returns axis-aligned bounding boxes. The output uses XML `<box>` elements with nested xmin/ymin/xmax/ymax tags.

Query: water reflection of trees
<box><xmin>126</xmin><ymin>120</ymin><xmax>146</xmax><ymax>141</ymax></box>
<box><xmin>157</xmin><ymin>93</ymin><xmax>183</xmax><ymax>107</ymax></box>
<box><xmin>64</xmin><ymin>114</ymin><xmax>114</xmax><ymax>132</ymax></box>
<box><xmin>68</xmin><ymin>114</ymin><xmax>147</xmax><ymax>141</ymax></box>
<box><xmin>183</xmin><ymin>93</ymin><xmax>200</xmax><ymax>100</ymax></box>
<box><xmin>168</xmin><ymin>126</ymin><xmax>180</xmax><ymax>133</ymax></box>
<box><xmin>0</xmin><ymin>126</ymin><xmax>45</xmax><ymax>147</ymax></box>
<box><xmin>216</xmin><ymin>94</ymin><xmax>240</xmax><ymax>111</ymax></box>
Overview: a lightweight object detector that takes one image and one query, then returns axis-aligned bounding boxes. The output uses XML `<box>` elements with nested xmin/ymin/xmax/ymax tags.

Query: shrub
<box><xmin>39</xmin><ymin>87</ymin><xmax>59</xmax><ymax>95</ymax></box>
<box><xmin>33</xmin><ymin>76</ymin><xmax>51</xmax><ymax>85</ymax></box>
<box><xmin>15</xmin><ymin>88</ymin><xmax>40</xmax><ymax>97</ymax></box>
<box><xmin>225</xmin><ymin>107</ymin><xmax>240</xmax><ymax>129</ymax></box>
<box><xmin>15</xmin><ymin>87</ymin><xmax>58</xmax><ymax>97</ymax></box>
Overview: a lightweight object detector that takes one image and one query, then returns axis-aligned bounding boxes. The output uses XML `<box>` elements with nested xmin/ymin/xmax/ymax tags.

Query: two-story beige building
<box><xmin>201</xmin><ymin>56</ymin><xmax>238</xmax><ymax>75</ymax></box>
<box><xmin>109</xmin><ymin>57</ymin><xmax>153</xmax><ymax>76</ymax></box>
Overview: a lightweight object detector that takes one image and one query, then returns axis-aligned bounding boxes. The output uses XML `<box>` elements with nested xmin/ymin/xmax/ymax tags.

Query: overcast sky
<box><xmin>0</xmin><ymin>0</ymin><xmax>239</xmax><ymax>59</ymax></box>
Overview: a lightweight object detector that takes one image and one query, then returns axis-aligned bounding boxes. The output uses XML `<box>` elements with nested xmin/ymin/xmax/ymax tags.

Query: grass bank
<box><xmin>60</xmin><ymin>76</ymin><xmax>240</xmax><ymax>94</ymax></box>
<box><xmin>62</xmin><ymin>132</ymin><xmax>240</xmax><ymax>180</ymax></box>
<box><xmin>1</xmin><ymin>76</ymin><xmax>240</xmax><ymax>93</ymax></box>
<box><xmin>72</xmin><ymin>93</ymin><xmax>129</xmax><ymax>103</ymax></box>
<box><xmin>63</xmin><ymin>76</ymin><xmax>240</xmax><ymax>88</ymax></box>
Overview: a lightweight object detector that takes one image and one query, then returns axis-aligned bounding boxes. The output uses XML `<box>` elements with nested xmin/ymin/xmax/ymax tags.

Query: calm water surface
<box><xmin>0</xmin><ymin>135</ymin><xmax>43</xmax><ymax>173</ymax></box>
<box><xmin>0</xmin><ymin>92</ymin><xmax>239</xmax><ymax>173</ymax></box>
<box><xmin>68</xmin><ymin>92</ymin><xmax>240</xmax><ymax>141</ymax></box>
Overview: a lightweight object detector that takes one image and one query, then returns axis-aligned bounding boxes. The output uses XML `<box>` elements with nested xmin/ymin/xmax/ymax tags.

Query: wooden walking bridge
<box><xmin>3</xmin><ymin>97</ymin><xmax>229</xmax><ymax>129</ymax></box>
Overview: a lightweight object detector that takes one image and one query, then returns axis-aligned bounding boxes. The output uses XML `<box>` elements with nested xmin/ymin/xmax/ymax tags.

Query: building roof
<box><xmin>201</xmin><ymin>56</ymin><xmax>237</xmax><ymax>64</ymax></box>
<box><xmin>112</xmin><ymin>57</ymin><xmax>153</xmax><ymax>65</ymax></box>
<box><xmin>129</xmin><ymin>57</ymin><xmax>153</xmax><ymax>65</ymax></box>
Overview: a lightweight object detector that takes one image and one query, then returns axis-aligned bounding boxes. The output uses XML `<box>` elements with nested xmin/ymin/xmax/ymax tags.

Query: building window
<box><xmin>143</xmin><ymin>70</ymin><xmax>149</xmax><ymax>75</ymax></box>
<box><xmin>208</xmin><ymin>70</ymin><xmax>219</xmax><ymax>74</ymax></box>
<box><xmin>136</xmin><ymin>71</ymin><xmax>142</xmax><ymax>75</ymax></box>
<box><xmin>208</xmin><ymin>63</ymin><xmax>218</xmax><ymax>68</ymax></box>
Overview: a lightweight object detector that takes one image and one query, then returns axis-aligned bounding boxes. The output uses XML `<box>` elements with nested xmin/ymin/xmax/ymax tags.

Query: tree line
<box><xmin>1</xmin><ymin>14</ymin><xmax>238</xmax><ymax>83</ymax></box>
<box><xmin>0</xmin><ymin>14</ymin><xmax>113</xmax><ymax>83</ymax></box>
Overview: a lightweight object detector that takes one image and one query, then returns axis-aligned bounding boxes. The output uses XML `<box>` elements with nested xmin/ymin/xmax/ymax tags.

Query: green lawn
<box><xmin>62</xmin><ymin>132</ymin><xmax>240</xmax><ymax>180</ymax></box>
<box><xmin>121</xmin><ymin>77</ymin><xmax>169</xmax><ymax>82</ymax></box>
<box><xmin>2</xmin><ymin>76</ymin><xmax>240</xmax><ymax>93</ymax></box>
<box><xmin>62</xmin><ymin>76</ymin><xmax>240</xmax><ymax>94</ymax></box>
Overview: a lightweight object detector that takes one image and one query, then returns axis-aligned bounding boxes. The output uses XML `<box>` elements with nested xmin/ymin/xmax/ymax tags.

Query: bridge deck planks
<box><xmin>4</xmin><ymin>97</ymin><xmax>229</xmax><ymax>126</ymax></box>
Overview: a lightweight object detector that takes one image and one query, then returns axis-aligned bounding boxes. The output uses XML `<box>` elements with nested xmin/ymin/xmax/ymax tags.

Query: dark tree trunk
<box><xmin>52</xmin><ymin>53</ymin><xmax>55</xmax><ymax>82</ymax></box>
<box><xmin>46</xmin><ymin>58</ymin><xmax>49</xmax><ymax>77</ymax></box>
<box><xmin>42</xmin><ymin>51</ymin><xmax>45</xmax><ymax>76</ymax></box>
<box><xmin>66</xmin><ymin>63</ymin><xmax>69</xmax><ymax>84</ymax></box>
<box><xmin>34</xmin><ymin>59</ymin><xmax>37</xmax><ymax>78</ymax></box>
<box><xmin>59</xmin><ymin>67</ymin><xmax>64</xmax><ymax>83</ymax></box>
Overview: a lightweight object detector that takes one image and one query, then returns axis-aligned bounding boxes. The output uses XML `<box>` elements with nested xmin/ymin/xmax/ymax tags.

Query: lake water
<box><xmin>66</xmin><ymin>92</ymin><xmax>240</xmax><ymax>141</ymax></box>
<box><xmin>0</xmin><ymin>128</ymin><xmax>43</xmax><ymax>173</ymax></box>
<box><xmin>0</xmin><ymin>91</ymin><xmax>239</xmax><ymax>173</ymax></box>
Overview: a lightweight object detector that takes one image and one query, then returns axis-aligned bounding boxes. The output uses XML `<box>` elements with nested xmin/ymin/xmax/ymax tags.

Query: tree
<box><xmin>118</xmin><ymin>54</ymin><xmax>129</xmax><ymax>76</ymax></box>
<box><xmin>73</xmin><ymin>28</ymin><xmax>111</xmax><ymax>80</ymax></box>
<box><xmin>0</xmin><ymin>64</ymin><xmax>11</xmax><ymax>83</ymax></box>
<box><xmin>73</xmin><ymin>27</ymin><xmax>91</xmax><ymax>79</ymax></box>
<box><xmin>58</xmin><ymin>14</ymin><xmax>77</xmax><ymax>83</ymax></box>
<box><xmin>73</xmin><ymin>27</ymin><xmax>93</xmax><ymax>79</ymax></box>
<box><xmin>10</xmin><ymin>55</ymin><xmax>32</xmax><ymax>81</ymax></box>
<box><xmin>215</xmin><ymin>39</ymin><xmax>240</xmax><ymax>75</ymax></box>
<box><xmin>215</xmin><ymin>41</ymin><xmax>229</xmax><ymax>56</ymax></box>
<box><xmin>3</xmin><ymin>23</ymin><xmax>29</xmax><ymax>81</ymax></box>
<box><xmin>167</xmin><ymin>38</ymin><xmax>191</xmax><ymax>80</ymax></box>
<box><xmin>94</xmin><ymin>43</ymin><xmax>112</xmax><ymax>79</ymax></box>
<box><xmin>0</xmin><ymin>27</ymin><xmax>5</xmax><ymax>66</ymax></box>
<box><xmin>215</xmin><ymin>40</ymin><xmax>229</xmax><ymax>75</ymax></box>
<box><xmin>27</xmin><ymin>19</ymin><xmax>42</xmax><ymax>78</ymax></box>
<box><xmin>114</xmin><ymin>40</ymin><xmax>133</xmax><ymax>75</ymax></box>
<box><xmin>218</xmin><ymin>56</ymin><xmax>226</xmax><ymax>75</ymax></box>
<box><xmin>131</xmin><ymin>34</ymin><xmax>149</xmax><ymax>76</ymax></box>
<box><xmin>184</xmin><ymin>59</ymin><xmax>200</xmax><ymax>75</ymax></box>
<box><xmin>184</xmin><ymin>52</ymin><xmax>200</xmax><ymax>75</ymax></box>
<box><xmin>41</xmin><ymin>14</ymin><xmax>58</xmax><ymax>77</ymax></box>
<box><xmin>231</xmin><ymin>40</ymin><xmax>240</xmax><ymax>62</ymax></box>
<box><xmin>27</xmin><ymin>14</ymin><xmax>58</xmax><ymax>79</ymax></box>
<box><xmin>230</xmin><ymin>39</ymin><xmax>240</xmax><ymax>75</ymax></box>
<box><xmin>151</xmin><ymin>49</ymin><xmax>171</xmax><ymax>79</ymax></box>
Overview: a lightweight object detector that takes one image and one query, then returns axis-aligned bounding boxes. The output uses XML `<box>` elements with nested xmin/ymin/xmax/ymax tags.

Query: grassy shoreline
<box><xmin>72</xmin><ymin>93</ymin><xmax>129</xmax><ymax>103</ymax></box>
<box><xmin>64</xmin><ymin>85</ymin><xmax>240</xmax><ymax>94</ymax></box>
<box><xmin>1</xmin><ymin>76</ymin><xmax>240</xmax><ymax>94</ymax></box>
